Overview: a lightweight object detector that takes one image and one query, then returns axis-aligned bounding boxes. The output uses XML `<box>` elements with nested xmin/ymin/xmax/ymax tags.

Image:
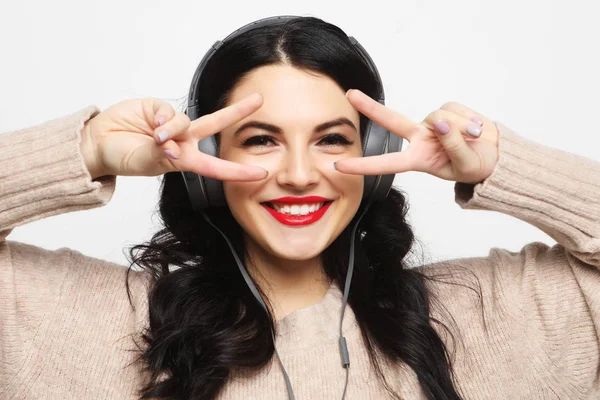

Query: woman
<box><xmin>1</xmin><ymin>15</ymin><xmax>598</xmax><ymax>400</ymax></box>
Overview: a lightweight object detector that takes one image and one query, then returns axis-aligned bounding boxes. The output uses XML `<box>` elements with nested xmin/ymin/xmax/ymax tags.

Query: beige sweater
<box><xmin>0</xmin><ymin>106</ymin><xmax>599</xmax><ymax>400</ymax></box>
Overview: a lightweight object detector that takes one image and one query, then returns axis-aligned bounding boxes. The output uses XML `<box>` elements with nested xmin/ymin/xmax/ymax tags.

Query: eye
<box><xmin>241</xmin><ymin>135</ymin><xmax>276</xmax><ymax>147</ymax></box>
<box><xmin>318</xmin><ymin>133</ymin><xmax>354</xmax><ymax>146</ymax></box>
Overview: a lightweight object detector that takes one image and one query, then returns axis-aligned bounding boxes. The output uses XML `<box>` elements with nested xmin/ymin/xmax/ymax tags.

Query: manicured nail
<box><xmin>466</xmin><ymin>124</ymin><xmax>482</xmax><ymax>137</ymax></box>
<box><xmin>158</xmin><ymin>130</ymin><xmax>169</xmax><ymax>143</ymax></box>
<box><xmin>157</xmin><ymin>116</ymin><xmax>166</xmax><ymax>127</ymax></box>
<box><xmin>471</xmin><ymin>116</ymin><xmax>484</xmax><ymax>126</ymax></box>
<box><xmin>433</xmin><ymin>120</ymin><xmax>451</xmax><ymax>135</ymax></box>
<box><xmin>163</xmin><ymin>149</ymin><xmax>178</xmax><ymax>160</ymax></box>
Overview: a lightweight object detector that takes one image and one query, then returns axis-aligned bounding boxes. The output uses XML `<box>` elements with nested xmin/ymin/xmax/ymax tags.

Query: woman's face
<box><xmin>219</xmin><ymin>64</ymin><xmax>363</xmax><ymax>262</ymax></box>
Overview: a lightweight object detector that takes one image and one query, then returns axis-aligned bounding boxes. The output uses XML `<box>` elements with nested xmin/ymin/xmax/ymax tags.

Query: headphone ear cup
<box><xmin>361</xmin><ymin>119</ymin><xmax>403</xmax><ymax>203</ymax></box>
<box><xmin>197</xmin><ymin>137</ymin><xmax>226</xmax><ymax>207</ymax></box>
<box><xmin>180</xmin><ymin>135</ymin><xmax>226</xmax><ymax>210</ymax></box>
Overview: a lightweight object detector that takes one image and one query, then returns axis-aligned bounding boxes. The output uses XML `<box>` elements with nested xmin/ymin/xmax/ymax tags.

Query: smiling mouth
<box><xmin>260</xmin><ymin>201</ymin><xmax>334</xmax><ymax>226</ymax></box>
<box><xmin>262</xmin><ymin>201</ymin><xmax>333</xmax><ymax>215</ymax></box>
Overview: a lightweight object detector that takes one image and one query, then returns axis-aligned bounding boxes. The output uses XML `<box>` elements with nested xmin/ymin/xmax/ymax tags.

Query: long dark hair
<box><xmin>126</xmin><ymin>16</ymin><xmax>469</xmax><ymax>400</ymax></box>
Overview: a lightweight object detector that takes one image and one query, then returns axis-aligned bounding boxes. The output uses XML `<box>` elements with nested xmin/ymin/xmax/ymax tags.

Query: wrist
<box><xmin>81</xmin><ymin>118</ymin><xmax>105</xmax><ymax>180</ymax></box>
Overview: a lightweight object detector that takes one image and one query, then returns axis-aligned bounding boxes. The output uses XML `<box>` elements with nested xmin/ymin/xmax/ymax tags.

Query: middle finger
<box><xmin>346</xmin><ymin>89</ymin><xmax>421</xmax><ymax>141</ymax></box>
<box><xmin>186</xmin><ymin>93</ymin><xmax>264</xmax><ymax>140</ymax></box>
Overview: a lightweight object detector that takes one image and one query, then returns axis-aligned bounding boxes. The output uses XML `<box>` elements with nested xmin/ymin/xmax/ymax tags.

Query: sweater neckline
<box><xmin>274</xmin><ymin>280</ymin><xmax>338</xmax><ymax>324</ymax></box>
<box><xmin>273</xmin><ymin>281</ymin><xmax>360</xmax><ymax>350</ymax></box>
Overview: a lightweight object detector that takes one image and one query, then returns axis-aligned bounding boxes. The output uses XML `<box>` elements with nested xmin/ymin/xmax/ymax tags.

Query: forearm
<box><xmin>455</xmin><ymin>121</ymin><xmax>600</xmax><ymax>267</ymax></box>
<box><xmin>0</xmin><ymin>106</ymin><xmax>116</xmax><ymax>237</ymax></box>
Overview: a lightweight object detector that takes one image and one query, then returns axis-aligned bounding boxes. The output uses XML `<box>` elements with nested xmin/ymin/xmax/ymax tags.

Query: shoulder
<box><xmin>417</xmin><ymin>241</ymin><xmax>565</xmax><ymax>297</ymax></box>
<box><xmin>4</xmin><ymin>240</ymin><xmax>150</xmax><ymax>315</ymax></box>
<box><xmin>413</xmin><ymin>241</ymin><xmax>587</xmax><ymax>336</ymax></box>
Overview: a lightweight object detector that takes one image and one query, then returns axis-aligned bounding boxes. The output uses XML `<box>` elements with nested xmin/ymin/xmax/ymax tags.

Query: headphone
<box><xmin>181</xmin><ymin>15</ymin><xmax>402</xmax><ymax>211</ymax></box>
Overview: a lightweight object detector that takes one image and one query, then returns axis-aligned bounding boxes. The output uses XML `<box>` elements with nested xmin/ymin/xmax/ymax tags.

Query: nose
<box><xmin>275</xmin><ymin>145</ymin><xmax>320</xmax><ymax>191</ymax></box>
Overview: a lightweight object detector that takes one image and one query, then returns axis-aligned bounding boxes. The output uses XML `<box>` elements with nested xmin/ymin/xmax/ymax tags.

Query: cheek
<box><xmin>340</xmin><ymin>174</ymin><xmax>364</xmax><ymax>199</ymax></box>
<box><xmin>221</xmin><ymin>146</ymin><xmax>282</xmax><ymax>172</ymax></box>
<box><xmin>322</xmin><ymin>147</ymin><xmax>364</xmax><ymax>198</ymax></box>
<box><xmin>223</xmin><ymin>183</ymin><xmax>265</xmax><ymax>234</ymax></box>
<box><xmin>222</xmin><ymin>181</ymin><xmax>259</xmax><ymax>214</ymax></box>
<box><xmin>324</xmin><ymin>167</ymin><xmax>364</xmax><ymax>200</ymax></box>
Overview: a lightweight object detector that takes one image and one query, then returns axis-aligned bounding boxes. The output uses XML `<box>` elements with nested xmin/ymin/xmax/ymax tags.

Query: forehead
<box><xmin>226</xmin><ymin>64</ymin><xmax>358</xmax><ymax>126</ymax></box>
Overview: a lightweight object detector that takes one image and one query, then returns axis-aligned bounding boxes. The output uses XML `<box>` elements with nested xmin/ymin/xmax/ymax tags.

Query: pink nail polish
<box><xmin>471</xmin><ymin>117</ymin><xmax>484</xmax><ymax>126</ymax></box>
<box><xmin>164</xmin><ymin>149</ymin><xmax>178</xmax><ymax>160</ymax></box>
<box><xmin>433</xmin><ymin>120</ymin><xmax>451</xmax><ymax>135</ymax></box>
<box><xmin>158</xmin><ymin>130</ymin><xmax>169</xmax><ymax>143</ymax></box>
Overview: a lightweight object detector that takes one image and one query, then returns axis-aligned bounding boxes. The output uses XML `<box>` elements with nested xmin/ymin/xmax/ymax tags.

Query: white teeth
<box><xmin>271</xmin><ymin>202</ymin><xmax>326</xmax><ymax>215</ymax></box>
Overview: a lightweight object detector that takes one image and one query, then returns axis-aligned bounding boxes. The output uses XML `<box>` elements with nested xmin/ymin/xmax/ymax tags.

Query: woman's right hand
<box><xmin>81</xmin><ymin>94</ymin><xmax>269</xmax><ymax>181</ymax></box>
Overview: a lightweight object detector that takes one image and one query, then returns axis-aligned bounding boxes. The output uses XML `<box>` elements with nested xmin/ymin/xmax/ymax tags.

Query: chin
<box><xmin>265</xmin><ymin>236</ymin><xmax>329</xmax><ymax>261</ymax></box>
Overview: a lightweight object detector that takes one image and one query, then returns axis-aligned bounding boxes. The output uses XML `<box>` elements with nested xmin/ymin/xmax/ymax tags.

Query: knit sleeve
<box><xmin>429</xmin><ymin>123</ymin><xmax>600</xmax><ymax>398</ymax></box>
<box><xmin>0</xmin><ymin>109</ymin><xmax>149</xmax><ymax>394</ymax></box>
<box><xmin>454</xmin><ymin>121</ymin><xmax>600</xmax><ymax>268</ymax></box>
<box><xmin>0</xmin><ymin>106</ymin><xmax>117</xmax><ymax>242</ymax></box>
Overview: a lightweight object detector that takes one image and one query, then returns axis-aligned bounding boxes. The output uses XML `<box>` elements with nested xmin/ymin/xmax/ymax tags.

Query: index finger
<box><xmin>187</xmin><ymin>92</ymin><xmax>263</xmax><ymax>139</ymax></box>
<box><xmin>346</xmin><ymin>89</ymin><xmax>420</xmax><ymax>141</ymax></box>
<box><xmin>172</xmin><ymin>139</ymin><xmax>269</xmax><ymax>182</ymax></box>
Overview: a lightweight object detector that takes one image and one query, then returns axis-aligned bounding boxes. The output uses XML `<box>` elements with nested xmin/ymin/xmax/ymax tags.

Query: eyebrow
<box><xmin>232</xmin><ymin>117</ymin><xmax>357</xmax><ymax>137</ymax></box>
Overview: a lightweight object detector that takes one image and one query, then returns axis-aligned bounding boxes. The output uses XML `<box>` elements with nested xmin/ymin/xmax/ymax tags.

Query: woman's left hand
<box><xmin>334</xmin><ymin>89</ymin><xmax>500</xmax><ymax>184</ymax></box>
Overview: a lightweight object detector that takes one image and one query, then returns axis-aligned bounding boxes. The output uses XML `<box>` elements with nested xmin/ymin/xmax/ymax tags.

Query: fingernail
<box><xmin>345</xmin><ymin>90</ymin><xmax>352</xmax><ymax>99</ymax></box>
<box><xmin>163</xmin><ymin>149</ymin><xmax>178</xmax><ymax>160</ymax></box>
<box><xmin>466</xmin><ymin>124</ymin><xmax>482</xmax><ymax>137</ymax></box>
<box><xmin>262</xmin><ymin>169</ymin><xmax>269</xmax><ymax>179</ymax></box>
<box><xmin>433</xmin><ymin>120</ymin><xmax>451</xmax><ymax>135</ymax></box>
<box><xmin>333</xmin><ymin>161</ymin><xmax>338</xmax><ymax>170</ymax></box>
<box><xmin>157</xmin><ymin>116</ymin><xmax>166</xmax><ymax>127</ymax></box>
<box><xmin>471</xmin><ymin>116</ymin><xmax>484</xmax><ymax>126</ymax></box>
<box><xmin>158</xmin><ymin>130</ymin><xmax>169</xmax><ymax>143</ymax></box>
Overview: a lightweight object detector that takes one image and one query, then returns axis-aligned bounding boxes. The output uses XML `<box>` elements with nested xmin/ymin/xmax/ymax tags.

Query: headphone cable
<box><xmin>202</xmin><ymin>199</ymin><xmax>372</xmax><ymax>399</ymax></box>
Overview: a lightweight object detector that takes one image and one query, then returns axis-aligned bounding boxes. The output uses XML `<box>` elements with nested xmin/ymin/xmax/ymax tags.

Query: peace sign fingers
<box><xmin>346</xmin><ymin>89</ymin><xmax>422</xmax><ymax>142</ymax></box>
<box><xmin>156</xmin><ymin>93</ymin><xmax>269</xmax><ymax>181</ymax></box>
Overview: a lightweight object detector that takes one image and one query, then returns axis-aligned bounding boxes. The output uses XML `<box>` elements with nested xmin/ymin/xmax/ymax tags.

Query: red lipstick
<box><xmin>261</xmin><ymin>196</ymin><xmax>333</xmax><ymax>226</ymax></box>
<box><xmin>267</xmin><ymin>196</ymin><xmax>330</xmax><ymax>204</ymax></box>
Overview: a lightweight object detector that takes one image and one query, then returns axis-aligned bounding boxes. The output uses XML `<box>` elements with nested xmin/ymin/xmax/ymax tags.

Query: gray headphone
<box><xmin>181</xmin><ymin>15</ymin><xmax>402</xmax><ymax>211</ymax></box>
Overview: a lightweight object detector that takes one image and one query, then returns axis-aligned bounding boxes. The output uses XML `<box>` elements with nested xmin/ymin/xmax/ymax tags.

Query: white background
<box><xmin>1</xmin><ymin>0</ymin><xmax>599</xmax><ymax>267</ymax></box>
